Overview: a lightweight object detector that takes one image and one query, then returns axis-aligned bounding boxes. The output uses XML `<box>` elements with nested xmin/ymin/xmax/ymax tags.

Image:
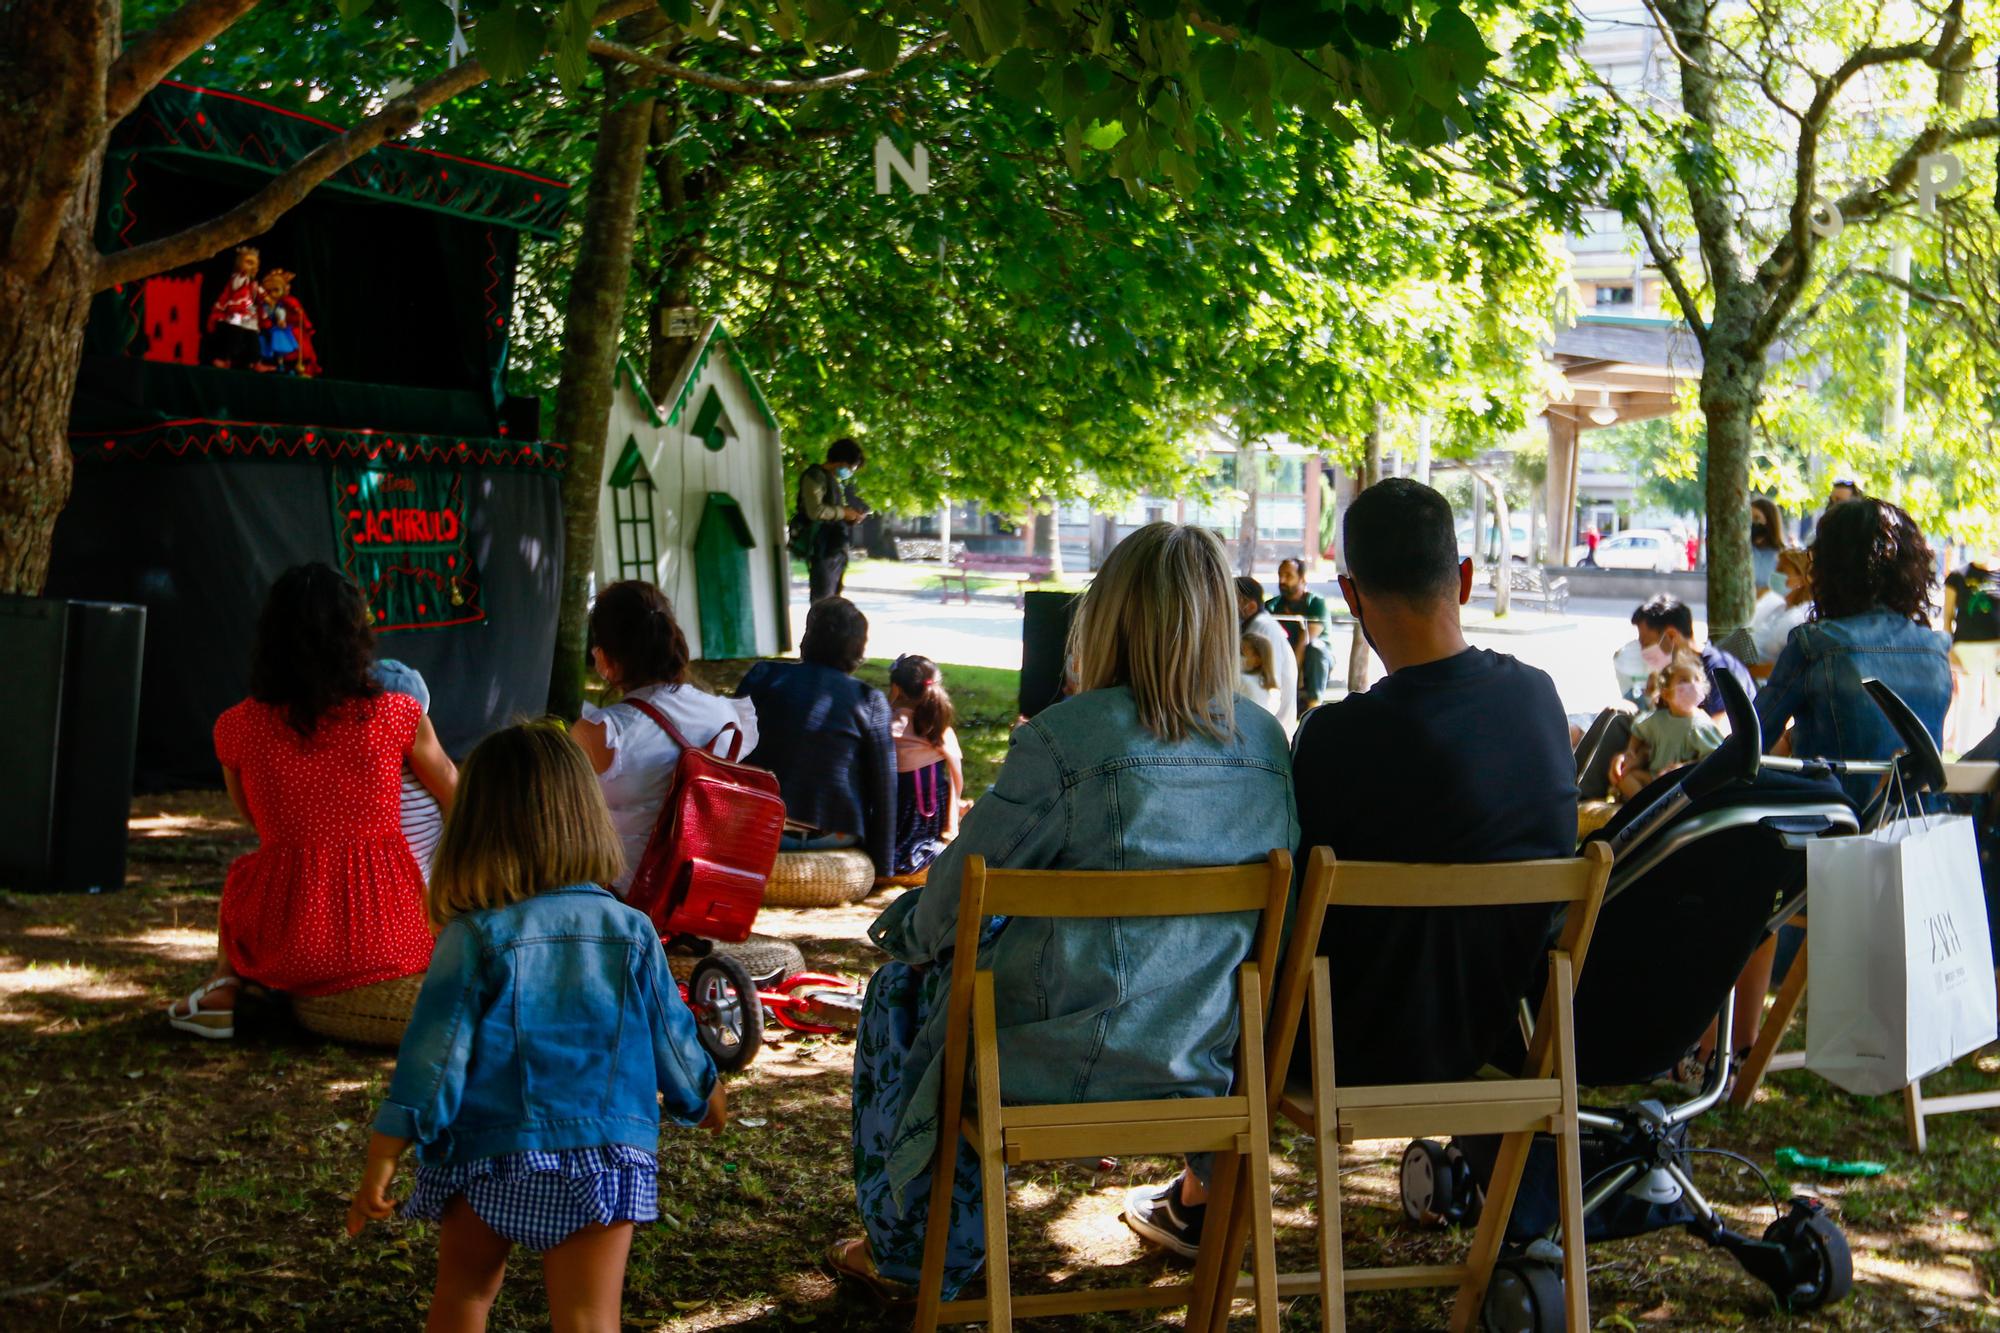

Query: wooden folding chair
<box><xmin>1733</xmin><ymin>761</ymin><xmax>2000</xmax><ymax>1152</ymax></box>
<box><xmin>1200</xmin><ymin>842</ymin><xmax>1613</xmax><ymax>1332</ymax></box>
<box><xmin>912</xmin><ymin>849</ymin><xmax>1318</xmax><ymax>1333</ymax></box>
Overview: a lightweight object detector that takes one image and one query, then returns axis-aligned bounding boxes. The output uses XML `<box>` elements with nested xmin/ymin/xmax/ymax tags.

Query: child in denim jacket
<box><xmin>346</xmin><ymin>722</ymin><xmax>725</xmax><ymax>1329</ymax></box>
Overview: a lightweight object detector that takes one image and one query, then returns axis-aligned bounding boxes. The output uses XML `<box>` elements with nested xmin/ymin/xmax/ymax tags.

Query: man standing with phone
<box><xmin>792</xmin><ymin>437</ymin><xmax>868</xmax><ymax>603</ymax></box>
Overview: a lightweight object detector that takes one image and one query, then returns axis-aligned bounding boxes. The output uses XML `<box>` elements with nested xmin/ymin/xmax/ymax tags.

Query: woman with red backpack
<box><xmin>571</xmin><ymin>582</ymin><xmax>759</xmax><ymax>896</ymax></box>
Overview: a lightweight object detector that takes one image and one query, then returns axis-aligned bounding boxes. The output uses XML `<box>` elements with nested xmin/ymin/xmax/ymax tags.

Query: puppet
<box><xmin>257</xmin><ymin>269</ymin><xmax>319</xmax><ymax>376</ymax></box>
<box><xmin>205</xmin><ymin>246</ymin><xmax>262</xmax><ymax>369</ymax></box>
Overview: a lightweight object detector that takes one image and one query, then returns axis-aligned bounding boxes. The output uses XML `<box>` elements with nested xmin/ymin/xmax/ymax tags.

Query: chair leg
<box><xmin>1309</xmin><ymin>963</ymin><xmax>1345</xmax><ymax>1333</ymax></box>
<box><xmin>1732</xmin><ymin>929</ymin><xmax>1808</xmax><ymax>1109</ymax></box>
<box><xmin>1450</xmin><ymin>1129</ymin><xmax>1531</xmax><ymax>1333</ymax></box>
<box><xmin>1549</xmin><ymin>955</ymin><xmax>1590</xmax><ymax>1331</ymax></box>
<box><xmin>913</xmin><ymin>1133</ymin><xmax>959</xmax><ymax>1331</ymax></box>
<box><xmin>1188</xmin><ymin>1151</ymin><xmax>1242</xmax><ymax>1333</ymax></box>
<box><xmin>977</xmin><ymin>1140</ymin><xmax>1012</xmax><ymax>1332</ymax></box>
<box><xmin>1904</xmin><ymin>1080</ymin><xmax>1929</xmax><ymax>1153</ymax></box>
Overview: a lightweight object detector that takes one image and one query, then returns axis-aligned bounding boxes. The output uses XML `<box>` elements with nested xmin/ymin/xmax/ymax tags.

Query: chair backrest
<box><xmin>1261</xmin><ymin>843</ymin><xmax>1613</xmax><ymax>1101</ymax></box>
<box><xmin>933</xmin><ymin>851</ymin><xmax>1302</xmax><ymax>1141</ymax></box>
<box><xmin>1945</xmin><ymin>762</ymin><xmax>2000</xmax><ymax>796</ymax></box>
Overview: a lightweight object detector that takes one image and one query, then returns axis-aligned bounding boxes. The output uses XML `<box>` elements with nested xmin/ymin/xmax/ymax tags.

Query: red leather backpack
<box><xmin>620</xmin><ymin>697</ymin><xmax>785</xmax><ymax>942</ymax></box>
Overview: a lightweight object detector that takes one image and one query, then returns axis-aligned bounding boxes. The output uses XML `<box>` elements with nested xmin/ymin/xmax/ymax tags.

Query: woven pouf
<box><xmin>668</xmin><ymin>935</ymin><xmax>806</xmax><ymax>989</ymax></box>
<box><xmin>293</xmin><ymin>972</ymin><xmax>425</xmax><ymax>1047</ymax></box>
<box><xmin>762</xmin><ymin>849</ymin><xmax>877</xmax><ymax>908</ymax></box>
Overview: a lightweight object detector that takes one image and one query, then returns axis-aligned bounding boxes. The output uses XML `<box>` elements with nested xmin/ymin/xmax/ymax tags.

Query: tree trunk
<box><xmin>1346</xmin><ymin>411</ymin><xmax>1384</xmax><ymax>692</ymax></box>
<box><xmin>0</xmin><ymin>0</ymin><xmax>114</xmax><ymax>594</ymax></box>
<box><xmin>546</xmin><ymin>26</ymin><xmax>664</xmax><ymax>719</ymax></box>
<box><xmin>1700</xmin><ymin>349</ymin><xmax>1763</xmax><ymax>634</ymax></box>
<box><xmin>645</xmin><ymin>100</ymin><xmax>718</xmax><ymax>401</ymax></box>
<box><xmin>1237</xmin><ymin>433</ymin><xmax>1259</xmax><ymax>575</ymax></box>
<box><xmin>1032</xmin><ymin>507</ymin><xmax>1063</xmax><ymax>579</ymax></box>
<box><xmin>0</xmin><ymin>240</ymin><xmax>95</xmax><ymax>594</ymax></box>
<box><xmin>1470</xmin><ymin>468</ymin><xmax>1512</xmax><ymax>617</ymax></box>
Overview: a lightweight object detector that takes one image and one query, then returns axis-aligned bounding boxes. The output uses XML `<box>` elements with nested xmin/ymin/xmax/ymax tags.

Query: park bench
<box><xmin>935</xmin><ymin>552</ymin><xmax>1055</xmax><ymax>607</ymax></box>
<box><xmin>1470</xmin><ymin>566</ymin><xmax>1571</xmax><ymax>614</ymax></box>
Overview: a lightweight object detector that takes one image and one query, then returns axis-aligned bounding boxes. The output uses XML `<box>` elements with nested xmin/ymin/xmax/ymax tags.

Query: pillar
<box><xmin>1545</xmin><ymin>413</ymin><xmax>1580</xmax><ymax>564</ymax></box>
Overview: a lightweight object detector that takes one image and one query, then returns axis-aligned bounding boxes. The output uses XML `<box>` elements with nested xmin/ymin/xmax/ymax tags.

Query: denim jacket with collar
<box><xmin>373</xmin><ymin>884</ymin><xmax>716</xmax><ymax>1166</ymax></box>
<box><xmin>1755</xmin><ymin>607</ymin><xmax>1951</xmax><ymax>804</ymax></box>
<box><xmin>866</xmin><ymin>685</ymin><xmax>1298</xmax><ymax>1199</ymax></box>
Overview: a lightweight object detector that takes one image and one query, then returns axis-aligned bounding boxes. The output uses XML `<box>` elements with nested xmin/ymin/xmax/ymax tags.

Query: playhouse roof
<box><xmin>616</xmin><ymin>318</ymin><xmax>780</xmax><ymax>435</ymax></box>
<box><xmin>113</xmin><ymin>81</ymin><xmax>570</xmax><ymax>238</ymax></box>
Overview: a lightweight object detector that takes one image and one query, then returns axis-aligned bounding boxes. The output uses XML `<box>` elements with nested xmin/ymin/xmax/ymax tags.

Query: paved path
<box><xmin>795</xmin><ymin>581</ymin><xmax>1699</xmax><ymax>717</ymax></box>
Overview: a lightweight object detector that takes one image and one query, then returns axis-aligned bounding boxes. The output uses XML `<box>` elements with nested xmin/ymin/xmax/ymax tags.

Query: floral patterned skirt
<box><xmin>851</xmin><ymin>958</ymin><xmax>989</xmax><ymax>1295</ymax></box>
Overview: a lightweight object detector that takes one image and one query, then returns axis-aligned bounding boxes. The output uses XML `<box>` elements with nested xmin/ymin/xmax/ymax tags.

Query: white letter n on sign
<box><xmin>874</xmin><ymin>137</ymin><xmax>930</xmax><ymax>195</ymax></box>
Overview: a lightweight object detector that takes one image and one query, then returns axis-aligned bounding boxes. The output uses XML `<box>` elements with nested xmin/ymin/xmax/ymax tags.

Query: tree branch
<box><xmin>95</xmin><ymin>0</ymin><xmax>655</xmax><ymax>291</ymax></box>
<box><xmin>8</xmin><ymin>1</ymin><xmax>116</xmax><ymax>280</ymax></box>
<box><xmin>1631</xmin><ymin>208</ymin><xmax>1710</xmax><ymax>346</ymax></box>
<box><xmin>106</xmin><ymin>0</ymin><xmax>265</xmax><ymax>122</ymax></box>
<box><xmin>588</xmin><ymin>31</ymin><xmax>948</xmax><ymax>96</ymax></box>
<box><xmin>1856</xmin><ymin>265</ymin><xmax>1968</xmax><ymax>308</ymax></box>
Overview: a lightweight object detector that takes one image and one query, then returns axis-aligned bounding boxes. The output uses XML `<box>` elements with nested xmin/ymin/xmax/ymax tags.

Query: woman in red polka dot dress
<box><xmin>168</xmin><ymin>564</ymin><xmax>458</xmax><ymax>1039</ymax></box>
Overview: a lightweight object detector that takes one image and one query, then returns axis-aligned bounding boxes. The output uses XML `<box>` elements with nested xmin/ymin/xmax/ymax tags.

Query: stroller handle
<box><xmin>1678</xmin><ymin>669</ymin><xmax>1762</xmax><ymax>803</ymax></box>
<box><xmin>1862</xmin><ymin>677</ymin><xmax>1948</xmax><ymax>794</ymax></box>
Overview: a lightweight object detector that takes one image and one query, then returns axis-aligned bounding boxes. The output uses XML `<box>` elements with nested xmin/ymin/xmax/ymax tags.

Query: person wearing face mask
<box><xmin>1626</xmin><ymin>593</ymin><xmax>1753</xmax><ymax>722</ymax></box>
<box><xmin>1609</xmin><ymin>647</ymin><xmax>1725</xmax><ymax>799</ymax></box>
<box><xmin>1749</xmin><ymin>496</ymin><xmax>1785</xmax><ymax>592</ymax></box>
<box><xmin>792</xmin><ymin>437</ymin><xmax>869</xmax><ymax>604</ymax></box>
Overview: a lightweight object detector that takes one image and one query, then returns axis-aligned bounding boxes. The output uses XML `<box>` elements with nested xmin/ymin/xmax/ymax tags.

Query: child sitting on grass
<box><xmin>347</xmin><ymin>722</ymin><xmax>725</xmax><ymax>1332</ymax></box>
<box><xmin>1611</xmin><ymin>647</ymin><xmax>1725</xmax><ymax>799</ymax></box>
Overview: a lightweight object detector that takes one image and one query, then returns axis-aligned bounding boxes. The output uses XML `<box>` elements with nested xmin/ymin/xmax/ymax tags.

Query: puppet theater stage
<box><xmin>48</xmin><ymin>82</ymin><xmax>571</xmax><ymax>788</ymax></box>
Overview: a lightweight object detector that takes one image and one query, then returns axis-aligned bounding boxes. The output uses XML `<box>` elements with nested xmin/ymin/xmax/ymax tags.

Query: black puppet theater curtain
<box><xmin>45</xmin><ymin>438</ymin><xmax>566</xmax><ymax>790</ymax></box>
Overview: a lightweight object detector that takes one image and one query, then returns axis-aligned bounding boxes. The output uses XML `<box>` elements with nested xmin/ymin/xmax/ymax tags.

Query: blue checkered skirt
<box><xmin>403</xmin><ymin>1144</ymin><xmax>659</xmax><ymax>1252</ymax></box>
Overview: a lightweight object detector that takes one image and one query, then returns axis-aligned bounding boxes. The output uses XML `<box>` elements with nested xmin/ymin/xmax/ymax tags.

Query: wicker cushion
<box><xmin>667</xmin><ymin>935</ymin><xmax>805</xmax><ymax>988</ymax></box>
<box><xmin>762</xmin><ymin>849</ymin><xmax>876</xmax><ymax>908</ymax></box>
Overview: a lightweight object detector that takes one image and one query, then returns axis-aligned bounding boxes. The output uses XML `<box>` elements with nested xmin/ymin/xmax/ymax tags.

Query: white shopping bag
<box><xmin>1806</xmin><ymin>814</ymin><xmax>1996</xmax><ymax>1096</ymax></box>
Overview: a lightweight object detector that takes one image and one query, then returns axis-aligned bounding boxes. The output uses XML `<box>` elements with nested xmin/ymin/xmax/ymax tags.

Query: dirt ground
<box><xmin>3</xmin><ymin>791</ymin><xmax>1999</xmax><ymax>1330</ymax></box>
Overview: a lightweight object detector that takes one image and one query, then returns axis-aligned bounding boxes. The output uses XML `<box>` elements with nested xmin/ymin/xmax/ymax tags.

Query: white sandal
<box><xmin>167</xmin><ymin>977</ymin><xmax>239</xmax><ymax>1040</ymax></box>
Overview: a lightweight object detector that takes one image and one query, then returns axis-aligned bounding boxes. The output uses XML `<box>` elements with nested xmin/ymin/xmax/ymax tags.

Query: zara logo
<box><xmin>1927</xmin><ymin>910</ymin><xmax>1964</xmax><ymax>965</ymax></box>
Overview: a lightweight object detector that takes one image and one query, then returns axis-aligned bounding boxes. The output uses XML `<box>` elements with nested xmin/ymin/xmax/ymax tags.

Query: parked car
<box><xmin>1591</xmin><ymin>528</ymin><xmax>1683</xmax><ymax>573</ymax></box>
<box><xmin>1456</xmin><ymin>522</ymin><xmax>1532</xmax><ymax>562</ymax></box>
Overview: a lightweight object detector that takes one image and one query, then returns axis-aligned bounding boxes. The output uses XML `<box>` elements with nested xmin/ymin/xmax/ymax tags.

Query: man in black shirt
<box><xmin>1126</xmin><ymin>477</ymin><xmax>1577</xmax><ymax>1258</ymax></box>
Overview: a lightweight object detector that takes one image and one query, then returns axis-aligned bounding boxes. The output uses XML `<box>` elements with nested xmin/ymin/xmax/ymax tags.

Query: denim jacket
<box><xmin>1755</xmin><ymin>607</ymin><xmax>1951</xmax><ymax>804</ymax></box>
<box><xmin>867</xmin><ymin>685</ymin><xmax>1298</xmax><ymax>1198</ymax></box>
<box><xmin>373</xmin><ymin>884</ymin><xmax>716</xmax><ymax>1166</ymax></box>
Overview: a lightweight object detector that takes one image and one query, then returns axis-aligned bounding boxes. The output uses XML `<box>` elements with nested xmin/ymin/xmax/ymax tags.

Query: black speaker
<box><xmin>0</xmin><ymin>596</ymin><xmax>146</xmax><ymax>892</ymax></box>
<box><xmin>1019</xmin><ymin>590</ymin><xmax>1082</xmax><ymax>720</ymax></box>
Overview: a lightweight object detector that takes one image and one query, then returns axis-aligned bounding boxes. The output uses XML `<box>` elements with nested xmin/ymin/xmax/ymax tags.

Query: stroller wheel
<box><xmin>1400</xmin><ymin>1140</ymin><xmax>1455</xmax><ymax>1226</ymax></box>
<box><xmin>1480</xmin><ymin>1257</ymin><xmax>1565</xmax><ymax>1333</ymax></box>
<box><xmin>1761</xmin><ymin>1204</ymin><xmax>1853</xmax><ymax>1311</ymax></box>
<box><xmin>689</xmin><ymin>954</ymin><xmax>765</xmax><ymax>1074</ymax></box>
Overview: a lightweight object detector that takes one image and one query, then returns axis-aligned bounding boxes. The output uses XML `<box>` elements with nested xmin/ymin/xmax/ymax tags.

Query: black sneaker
<box><xmin>1123</xmin><ymin>1181</ymin><xmax>1205</xmax><ymax>1259</ymax></box>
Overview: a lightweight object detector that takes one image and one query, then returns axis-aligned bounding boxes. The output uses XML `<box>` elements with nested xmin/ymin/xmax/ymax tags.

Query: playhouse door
<box><xmin>693</xmin><ymin>491</ymin><xmax>757</xmax><ymax>659</ymax></box>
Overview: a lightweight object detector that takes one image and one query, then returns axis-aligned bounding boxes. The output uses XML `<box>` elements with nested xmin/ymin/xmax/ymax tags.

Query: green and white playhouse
<box><xmin>597</xmin><ymin>318</ymin><xmax>792</xmax><ymax>659</ymax></box>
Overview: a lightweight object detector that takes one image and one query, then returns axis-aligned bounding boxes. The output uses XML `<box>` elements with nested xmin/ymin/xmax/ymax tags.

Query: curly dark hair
<box><xmin>588</xmin><ymin>580</ymin><xmax>690</xmax><ymax>690</ymax></box>
<box><xmin>1809</xmin><ymin>498</ymin><xmax>1936</xmax><ymax>623</ymax></box>
<box><xmin>799</xmin><ymin>596</ymin><xmax>868</xmax><ymax>673</ymax></box>
<box><xmin>248</xmin><ymin>563</ymin><xmax>379</xmax><ymax>737</ymax></box>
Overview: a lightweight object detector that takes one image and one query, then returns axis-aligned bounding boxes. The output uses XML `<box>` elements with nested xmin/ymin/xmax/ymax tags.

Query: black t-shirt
<box><xmin>1290</xmin><ymin>647</ymin><xmax>1578</xmax><ymax>1086</ymax></box>
<box><xmin>1948</xmin><ymin>566</ymin><xmax>2000</xmax><ymax>643</ymax></box>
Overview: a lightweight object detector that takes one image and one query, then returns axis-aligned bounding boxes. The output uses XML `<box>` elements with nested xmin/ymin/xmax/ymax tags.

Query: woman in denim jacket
<box><xmin>1756</xmin><ymin>497</ymin><xmax>1952</xmax><ymax>804</ymax></box>
<box><xmin>829</xmin><ymin>523</ymin><xmax>1298</xmax><ymax>1298</ymax></box>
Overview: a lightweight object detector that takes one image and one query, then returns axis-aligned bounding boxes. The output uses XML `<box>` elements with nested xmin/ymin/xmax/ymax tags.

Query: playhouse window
<box><xmin>612</xmin><ymin>454</ymin><xmax>659</xmax><ymax>582</ymax></box>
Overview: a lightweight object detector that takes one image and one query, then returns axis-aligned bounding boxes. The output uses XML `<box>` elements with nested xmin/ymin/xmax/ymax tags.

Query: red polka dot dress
<box><xmin>213</xmin><ymin>692</ymin><xmax>434</xmax><ymax>996</ymax></box>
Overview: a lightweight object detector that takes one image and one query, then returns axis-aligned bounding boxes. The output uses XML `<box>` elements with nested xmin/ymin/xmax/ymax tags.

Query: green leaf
<box><xmin>476</xmin><ymin>2</ymin><xmax>546</xmax><ymax>82</ymax></box>
<box><xmin>659</xmin><ymin>0</ymin><xmax>694</xmax><ymax>21</ymax></box>
<box><xmin>1345</xmin><ymin>5</ymin><xmax>1403</xmax><ymax>49</ymax></box>
<box><xmin>1253</xmin><ymin>1</ymin><xmax>1344</xmax><ymax>50</ymax></box>
<box><xmin>1427</xmin><ymin>5</ymin><xmax>1497</xmax><ymax>79</ymax></box>
<box><xmin>850</xmin><ymin>15</ymin><xmax>899</xmax><ymax>69</ymax></box>
<box><xmin>334</xmin><ymin>0</ymin><xmax>377</xmax><ymax>19</ymax></box>
<box><xmin>396</xmin><ymin>0</ymin><xmax>455</xmax><ymax>44</ymax></box>
<box><xmin>1082</xmin><ymin>119</ymin><xmax>1126</xmax><ymax>151</ymax></box>
<box><xmin>992</xmin><ymin>48</ymin><xmax>1044</xmax><ymax>105</ymax></box>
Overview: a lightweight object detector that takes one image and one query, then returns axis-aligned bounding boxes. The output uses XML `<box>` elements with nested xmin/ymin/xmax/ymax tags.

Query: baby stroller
<box><xmin>1399</xmin><ymin>673</ymin><xmax>1945</xmax><ymax>1330</ymax></box>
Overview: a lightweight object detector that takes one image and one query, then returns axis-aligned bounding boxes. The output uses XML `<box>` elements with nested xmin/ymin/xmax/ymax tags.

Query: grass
<box><xmin>4</xmin><ymin>664</ymin><xmax>2000</xmax><ymax>1329</ymax></box>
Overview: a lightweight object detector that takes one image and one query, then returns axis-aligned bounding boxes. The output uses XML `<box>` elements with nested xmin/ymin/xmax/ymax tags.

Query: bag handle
<box><xmin>623</xmin><ymin>694</ymin><xmax>742</xmax><ymax>762</ymax></box>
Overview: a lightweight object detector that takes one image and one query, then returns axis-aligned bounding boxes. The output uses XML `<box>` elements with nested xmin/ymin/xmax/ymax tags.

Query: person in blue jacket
<box><xmin>347</xmin><ymin>723</ymin><xmax>724</xmax><ymax>1331</ymax></box>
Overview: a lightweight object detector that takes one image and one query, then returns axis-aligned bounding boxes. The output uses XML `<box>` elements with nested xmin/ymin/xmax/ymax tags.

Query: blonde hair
<box><xmin>1240</xmin><ymin>633</ymin><xmax>1277</xmax><ymax>690</ymax></box>
<box><xmin>426</xmin><ymin>722</ymin><xmax>626</xmax><ymax>929</ymax></box>
<box><xmin>1068</xmin><ymin>522</ymin><xmax>1237</xmax><ymax>742</ymax></box>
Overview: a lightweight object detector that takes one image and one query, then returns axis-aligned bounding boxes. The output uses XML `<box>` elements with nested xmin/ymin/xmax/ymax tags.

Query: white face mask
<box><xmin>1669</xmin><ymin>680</ymin><xmax>1704</xmax><ymax>713</ymax></box>
<box><xmin>1640</xmin><ymin>642</ymin><xmax>1673</xmax><ymax>673</ymax></box>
